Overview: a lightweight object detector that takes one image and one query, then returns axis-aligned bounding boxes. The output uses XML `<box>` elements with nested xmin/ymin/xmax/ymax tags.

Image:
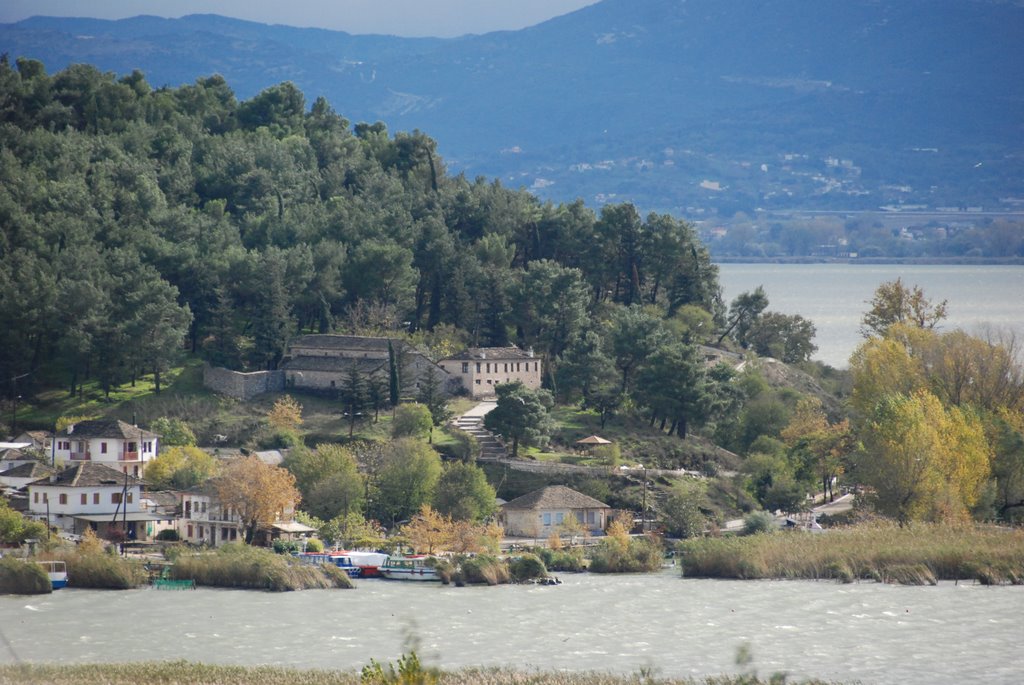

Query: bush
<box><xmin>272</xmin><ymin>539</ymin><xmax>302</xmax><ymax>555</ymax></box>
<box><xmin>304</xmin><ymin>538</ymin><xmax>324</xmax><ymax>553</ymax></box>
<box><xmin>742</xmin><ymin>511</ymin><xmax>776</xmax><ymax>536</ymax></box>
<box><xmin>0</xmin><ymin>557</ymin><xmax>52</xmax><ymax>594</ymax></box>
<box><xmin>588</xmin><ymin>536</ymin><xmax>664</xmax><ymax>574</ymax></box>
<box><xmin>509</xmin><ymin>553</ymin><xmax>548</xmax><ymax>582</ymax></box>
<box><xmin>156</xmin><ymin>529</ymin><xmax>180</xmax><ymax>542</ymax></box>
<box><xmin>460</xmin><ymin>554</ymin><xmax>510</xmax><ymax>585</ymax></box>
<box><xmin>533</xmin><ymin>547</ymin><xmax>586</xmax><ymax>572</ymax></box>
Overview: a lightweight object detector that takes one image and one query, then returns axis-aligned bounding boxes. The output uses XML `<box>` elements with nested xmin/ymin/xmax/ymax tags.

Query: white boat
<box><xmin>378</xmin><ymin>555</ymin><xmax>441</xmax><ymax>581</ymax></box>
<box><xmin>38</xmin><ymin>560</ymin><xmax>68</xmax><ymax>590</ymax></box>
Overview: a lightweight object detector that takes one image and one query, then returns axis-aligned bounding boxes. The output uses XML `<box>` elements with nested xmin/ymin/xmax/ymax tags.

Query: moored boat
<box><xmin>378</xmin><ymin>554</ymin><xmax>440</xmax><ymax>581</ymax></box>
<box><xmin>293</xmin><ymin>552</ymin><xmax>362</xmax><ymax>578</ymax></box>
<box><xmin>38</xmin><ymin>560</ymin><xmax>68</xmax><ymax>589</ymax></box>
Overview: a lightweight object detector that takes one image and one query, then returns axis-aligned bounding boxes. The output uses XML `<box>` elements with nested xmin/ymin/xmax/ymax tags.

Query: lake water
<box><xmin>2</xmin><ymin>572</ymin><xmax>1021</xmax><ymax>684</ymax></box>
<box><xmin>716</xmin><ymin>264</ymin><xmax>1024</xmax><ymax>368</ymax></box>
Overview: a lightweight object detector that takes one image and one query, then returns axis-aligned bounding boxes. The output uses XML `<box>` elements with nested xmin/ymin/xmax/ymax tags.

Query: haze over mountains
<box><xmin>2</xmin><ymin>0</ymin><xmax>1022</xmax><ymax>216</ymax></box>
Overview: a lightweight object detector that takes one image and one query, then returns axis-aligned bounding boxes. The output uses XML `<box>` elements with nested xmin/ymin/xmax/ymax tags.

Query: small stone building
<box><xmin>439</xmin><ymin>346</ymin><xmax>542</xmax><ymax>398</ymax></box>
<box><xmin>499</xmin><ymin>485</ymin><xmax>611</xmax><ymax>538</ymax></box>
<box><xmin>280</xmin><ymin>334</ymin><xmax>451</xmax><ymax>396</ymax></box>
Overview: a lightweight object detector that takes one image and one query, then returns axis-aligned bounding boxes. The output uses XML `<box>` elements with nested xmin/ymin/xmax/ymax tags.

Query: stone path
<box><xmin>451</xmin><ymin>400</ymin><xmax>507</xmax><ymax>460</ymax></box>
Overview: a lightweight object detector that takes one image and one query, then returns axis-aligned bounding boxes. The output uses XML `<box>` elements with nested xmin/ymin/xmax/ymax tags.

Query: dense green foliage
<box><xmin>0</xmin><ymin>59</ymin><xmax>722</xmax><ymax>410</ymax></box>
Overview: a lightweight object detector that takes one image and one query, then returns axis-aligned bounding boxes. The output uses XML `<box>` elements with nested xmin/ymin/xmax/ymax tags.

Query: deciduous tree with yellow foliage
<box><xmin>216</xmin><ymin>455</ymin><xmax>301</xmax><ymax>544</ymax></box>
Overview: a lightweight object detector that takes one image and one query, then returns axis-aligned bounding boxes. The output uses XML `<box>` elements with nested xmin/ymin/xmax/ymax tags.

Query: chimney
<box><xmin>528</xmin><ymin>347</ymin><xmax>534</xmax><ymax>358</ymax></box>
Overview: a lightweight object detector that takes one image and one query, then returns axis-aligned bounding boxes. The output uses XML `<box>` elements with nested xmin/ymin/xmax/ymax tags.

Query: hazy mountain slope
<box><xmin>2</xmin><ymin>0</ymin><xmax>1022</xmax><ymax>213</ymax></box>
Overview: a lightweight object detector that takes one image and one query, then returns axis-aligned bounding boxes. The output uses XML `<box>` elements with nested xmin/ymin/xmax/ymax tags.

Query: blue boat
<box><xmin>38</xmin><ymin>560</ymin><xmax>68</xmax><ymax>589</ymax></box>
<box><xmin>293</xmin><ymin>552</ymin><xmax>362</xmax><ymax>578</ymax></box>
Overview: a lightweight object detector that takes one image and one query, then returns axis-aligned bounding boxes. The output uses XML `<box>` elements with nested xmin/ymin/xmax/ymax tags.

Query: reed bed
<box><xmin>170</xmin><ymin>543</ymin><xmax>353</xmax><ymax>591</ymax></box>
<box><xmin>0</xmin><ymin>556</ymin><xmax>51</xmax><ymax>594</ymax></box>
<box><xmin>0</xmin><ymin>662</ymin><xmax>845</xmax><ymax>685</ymax></box>
<box><xmin>589</xmin><ymin>536</ymin><xmax>664</xmax><ymax>574</ymax></box>
<box><xmin>45</xmin><ymin>549</ymin><xmax>147</xmax><ymax>590</ymax></box>
<box><xmin>678</xmin><ymin>522</ymin><xmax>1024</xmax><ymax>584</ymax></box>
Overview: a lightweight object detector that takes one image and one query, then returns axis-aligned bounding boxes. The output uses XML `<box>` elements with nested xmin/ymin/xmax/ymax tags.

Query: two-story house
<box><xmin>179</xmin><ymin>479</ymin><xmax>244</xmax><ymax>547</ymax></box>
<box><xmin>52</xmin><ymin>419</ymin><xmax>159</xmax><ymax>478</ymax></box>
<box><xmin>439</xmin><ymin>346</ymin><xmax>543</xmax><ymax>398</ymax></box>
<box><xmin>26</xmin><ymin>462</ymin><xmax>165</xmax><ymax>540</ymax></box>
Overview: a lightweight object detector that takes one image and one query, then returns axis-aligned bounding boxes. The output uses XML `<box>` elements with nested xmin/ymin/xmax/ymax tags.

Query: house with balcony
<box><xmin>53</xmin><ymin>419</ymin><xmax>159</xmax><ymax>478</ymax></box>
<box><xmin>439</xmin><ymin>346</ymin><xmax>542</xmax><ymax>398</ymax></box>
<box><xmin>26</xmin><ymin>462</ymin><xmax>166</xmax><ymax>540</ymax></box>
<box><xmin>179</xmin><ymin>480</ymin><xmax>243</xmax><ymax>547</ymax></box>
<box><xmin>179</xmin><ymin>479</ymin><xmax>314</xmax><ymax>547</ymax></box>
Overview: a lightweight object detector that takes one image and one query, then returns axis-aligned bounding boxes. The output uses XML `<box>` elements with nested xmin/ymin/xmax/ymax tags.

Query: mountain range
<box><xmin>2</xmin><ymin>0</ymin><xmax>1023</xmax><ymax>216</ymax></box>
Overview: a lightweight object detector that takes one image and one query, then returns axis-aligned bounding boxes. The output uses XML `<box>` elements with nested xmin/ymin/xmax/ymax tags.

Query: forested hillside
<box><xmin>0</xmin><ymin>59</ymin><xmax>746</xmax><ymax>418</ymax></box>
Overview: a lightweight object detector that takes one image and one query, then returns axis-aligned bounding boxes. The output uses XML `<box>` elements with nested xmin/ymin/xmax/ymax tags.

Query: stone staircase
<box><xmin>451</xmin><ymin>403</ymin><xmax>507</xmax><ymax>461</ymax></box>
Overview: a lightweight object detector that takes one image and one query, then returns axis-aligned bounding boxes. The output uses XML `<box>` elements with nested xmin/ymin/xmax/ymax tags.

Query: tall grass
<box><xmin>170</xmin><ymin>543</ymin><xmax>354</xmax><ymax>591</ymax></box>
<box><xmin>589</xmin><ymin>535</ymin><xmax>664</xmax><ymax>574</ymax></box>
<box><xmin>44</xmin><ymin>545</ymin><xmax>147</xmax><ymax>590</ymax></box>
<box><xmin>0</xmin><ymin>662</ymin><xmax>847</xmax><ymax>685</ymax></box>
<box><xmin>678</xmin><ymin>522</ymin><xmax>1024</xmax><ymax>584</ymax></box>
<box><xmin>0</xmin><ymin>557</ymin><xmax>52</xmax><ymax>594</ymax></box>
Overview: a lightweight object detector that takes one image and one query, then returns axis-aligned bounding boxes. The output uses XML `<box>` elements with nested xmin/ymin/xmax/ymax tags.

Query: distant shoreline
<box><xmin>712</xmin><ymin>257</ymin><xmax>1024</xmax><ymax>265</ymax></box>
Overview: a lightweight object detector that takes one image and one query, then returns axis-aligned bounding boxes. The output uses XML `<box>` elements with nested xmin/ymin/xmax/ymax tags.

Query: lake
<box><xmin>716</xmin><ymin>264</ymin><xmax>1024</xmax><ymax>368</ymax></box>
<box><xmin>1</xmin><ymin>573</ymin><xmax>1020</xmax><ymax>684</ymax></box>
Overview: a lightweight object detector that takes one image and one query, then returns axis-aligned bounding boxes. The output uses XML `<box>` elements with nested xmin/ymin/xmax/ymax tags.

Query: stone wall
<box><xmin>202</xmin><ymin>364</ymin><xmax>285</xmax><ymax>400</ymax></box>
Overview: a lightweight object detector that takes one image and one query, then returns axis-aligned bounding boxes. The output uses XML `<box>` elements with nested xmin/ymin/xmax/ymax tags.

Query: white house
<box><xmin>26</xmin><ymin>462</ymin><xmax>164</xmax><ymax>540</ymax></box>
<box><xmin>179</xmin><ymin>479</ymin><xmax>244</xmax><ymax>547</ymax></box>
<box><xmin>439</xmin><ymin>346</ymin><xmax>543</xmax><ymax>398</ymax></box>
<box><xmin>52</xmin><ymin>419</ymin><xmax>159</xmax><ymax>478</ymax></box>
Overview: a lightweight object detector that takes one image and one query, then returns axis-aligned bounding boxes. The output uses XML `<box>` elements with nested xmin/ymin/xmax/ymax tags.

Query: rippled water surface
<box><xmin>2</xmin><ymin>572</ymin><xmax>1021</xmax><ymax>684</ymax></box>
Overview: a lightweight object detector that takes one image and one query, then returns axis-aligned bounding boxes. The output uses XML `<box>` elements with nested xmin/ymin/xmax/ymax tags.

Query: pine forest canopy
<box><xmin>0</xmin><ymin>60</ymin><xmax>723</xmax><ymax>401</ymax></box>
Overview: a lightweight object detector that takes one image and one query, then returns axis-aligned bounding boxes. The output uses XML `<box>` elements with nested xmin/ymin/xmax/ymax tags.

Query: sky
<box><xmin>0</xmin><ymin>1</ymin><xmax>600</xmax><ymax>37</ymax></box>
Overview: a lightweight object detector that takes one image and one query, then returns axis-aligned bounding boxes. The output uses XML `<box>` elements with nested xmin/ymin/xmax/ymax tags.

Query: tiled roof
<box><xmin>64</xmin><ymin>419</ymin><xmax>158</xmax><ymax>440</ymax></box>
<box><xmin>501</xmin><ymin>485</ymin><xmax>609</xmax><ymax>511</ymax></box>
<box><xmin>29</xmin><ymin>462</ymin><xmax>144</xmax><ymax>488</ymax></box>
<box><xmin>281</xmin><ymin>356</ymin><xmax>387</xmax><ymax>374</ymax></box>
<box><xmin>289</xmin><ymin>334</ymin><xmax>398</xmax><ymax>351</ymax></box>
<box><xmin>444</xmin><ymin>346</ymin><xmax>536</xmax><ymax>361</ymax></box>
<box><xmin>1</xmin><ymin>448</ymin><xmax>28</xmax><ymax>461</ymax></box>
<box><xmin>0</xmin><ymin>462</ymin><xmax>54</xmax><ymax>479</ymax></box>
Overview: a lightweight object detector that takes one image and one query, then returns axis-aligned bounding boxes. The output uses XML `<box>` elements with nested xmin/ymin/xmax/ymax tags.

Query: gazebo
<box><xmin>575</xmin><ymin>435</ymin><xmax>611</xmax><ymax>454</ymax></box>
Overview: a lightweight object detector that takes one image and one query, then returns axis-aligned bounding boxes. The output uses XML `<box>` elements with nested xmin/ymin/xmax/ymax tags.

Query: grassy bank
<box><xmin>678</xmin><ymin>522</ymin><xmax>1024</xmax><ymax>584</ymax></box>
<box><xmin>0</xmin><ymin>557</ymin><xmax>51</xmax><ymax>594</ymax></box>
<box><xmin>0</xmin><ymin>661</ymin><xmax>845</xmax><ymax>685</ymax></box>
<box><xmin>169</xmin><ymin>544</ymin><xmax>353</xmax><ymax>591</ymax></box>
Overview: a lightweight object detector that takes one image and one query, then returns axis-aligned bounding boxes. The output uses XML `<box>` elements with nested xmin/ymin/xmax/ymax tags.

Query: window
<box><xmin>59</xmin><ymin>494</ymin><xmax>67</xmax><ymax>505</ymax></box>
<box><xmin>543</xmin><ymin>512</ymin><xmax>551</xmax><ymax>526</ymax></box>
<box><xmin>81</xmin><ymin>494</ymin><xmax>88</xmax><ymax>505</ymax></box>
<box><xmin>504</xmin><ymin>363</ymin><xmax>508</xmax><ymax>372</ymax></box>
<box><xmin>100</xmin><ymin>442</ymin><xmax>107</xmax><ymax>454</ymax></box>
<box><xmin>475</xmin><ymin>380</ymin><xmax>481</xmax><ymax>385</ymax></box>
<box><xmin>112</xmin><ymin>493</ymin><xmax>122</xmax><ymax>504</ymax></box>
<box><xmin>486</xmin><ymin>362</ymin><xmax>491</xmax><ymax>373</ymax></box>
<box><xmin>201</xmin><ymin>501</ymin><xmax>207</xmax><ymax>513</ymax></box>
<box><xmin>462</xmin><ymin>362</ymin><xmax>469</xmax><ymax>373</ymax></box>
<box><xmin>575</xmin><ymin>511</ymin><xmax>584</xmax><ymax>523</ymax></box>
<box><xmin>93</xmin><ymin>493</ymin><xmax>100</xmax><ymax>505</ymax></box>
<box><xmin>187</xmin><ymin>524</ymin><xmax>193</xmax><ymax>538</ymax></box>
<box><xmin>198</xmin><ymin>526</ymin><xmax>204</xmax><ymax>538</ymax></box>
<box><xmin>476</xmin><ymin>362</ymin><xmax>481</xmax><ymax>373</ymax></box>
<box><xmin>587</xmin><ymin>511</ymin><xmax>595</xmax><ymax>524</ymax></box>
<box><xmin>516</xmin><ymin>363</ymin><xmax>521</xmax><ymax>372</ymax></box>
<box><xmin>555</xmin><ymin>512</ymin><xmax>564</xmax><ymax>524</ymax></box>
<box><xmin>133</xmin><ymin>465</ymin><xmax>139</xmax><ymax>477</ymax></box>
<box><xmin>534</xmin><ymin>362</ymin><xmax>539</xmax><ymax>371</ymax></box>
<box><xmin>127</xmin><ymin>492</ymin><xmax>133</xmax><ymax>504</ymax></box>
<box><xmin>33</xmin><ymin>492</ymin><xmax>38</xmax><ymax>504</ymax></box>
